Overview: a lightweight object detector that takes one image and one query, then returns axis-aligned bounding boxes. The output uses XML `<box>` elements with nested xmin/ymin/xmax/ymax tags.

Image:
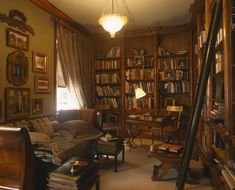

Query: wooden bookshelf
<box><xmin>191</xmin><ymin>0</ymin><xmax>235</xmax><ymax>188</ymax></box>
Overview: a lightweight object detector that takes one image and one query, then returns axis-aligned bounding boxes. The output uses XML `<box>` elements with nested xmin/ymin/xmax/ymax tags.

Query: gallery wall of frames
<box><xmin>0</xmin><ymin>0</ymin><xmax>55</xmax><ymax>122</ymax></box>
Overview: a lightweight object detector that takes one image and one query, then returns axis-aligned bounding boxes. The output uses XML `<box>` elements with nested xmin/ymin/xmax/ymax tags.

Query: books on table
<box><xmin>158</xmin><ymin>143</ymin><xmax>183</xmax><ymax>153</ymax></box>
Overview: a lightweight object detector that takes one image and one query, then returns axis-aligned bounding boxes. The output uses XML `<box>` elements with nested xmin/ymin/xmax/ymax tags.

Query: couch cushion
<box><xmin>29</xmin><ymin>132</ymin><xmax>51</xmax><ymax>145</ymax></box>
<box><xmin>31</xmin><ymin>117</ymin><xmax>54</xmax><ymax>137</ymax></box>
<box><xmin>50</xmin><ymin>120</ymin><xmax>61</xmax><ymax>132</ymax></box>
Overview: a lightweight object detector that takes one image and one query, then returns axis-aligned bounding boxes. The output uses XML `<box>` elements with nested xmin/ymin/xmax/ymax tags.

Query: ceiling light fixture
<box><xmin>98</xmin><ymin>0</ymin><xmax>128</xmax><ymax>38</ymax></box>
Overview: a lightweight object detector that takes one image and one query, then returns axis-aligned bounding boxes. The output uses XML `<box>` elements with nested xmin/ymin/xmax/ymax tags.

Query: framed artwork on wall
<box><xmin>6</xmin><ymin>28</ymin><xmax>29</xmax><ymax>51</ymax></box>
<box><xmin>7</xmin><ymin>50</ymin><xmax>29</xmax><ymax>86</ymax></box>
<box><xmin>32</xmin><ymin>98</ymin><xmax>43</xmax><ymax>115</ymax></box>
<box><xmin>34</xmin><ymin>76</ymin><xmax>50</xmax><ymax>93</ymax></box>
<box><xmin>5</xmin><ymin>87</ymin><xmax>30</xmax><ymax>121</ymax></box>
<box><xmin>33</xmin><ymin>51</ymin><xmax>47</xmax><ymax>73</ymax></box>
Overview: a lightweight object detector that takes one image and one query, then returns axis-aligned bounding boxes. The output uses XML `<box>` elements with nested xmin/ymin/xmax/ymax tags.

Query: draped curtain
<box><xmin>56</xmin><ymin>22</ymin><xmax>93</xmax><ymax>108</ymax></box>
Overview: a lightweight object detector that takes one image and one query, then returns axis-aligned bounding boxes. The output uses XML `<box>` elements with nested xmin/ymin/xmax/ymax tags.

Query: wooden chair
<box><xmin>96</xmin><ymin>105</ymin><xmax>120</xmax><ymax>136</ymax></box>
<box><xmin>151</xmin><ymin>105</ymin><xmax>183</xmax><ymax>144</ymax></box>
<box><xmin>0</xmin><ymin>127</ymin><xmax>36</xmax><ymax>190</ymax></box>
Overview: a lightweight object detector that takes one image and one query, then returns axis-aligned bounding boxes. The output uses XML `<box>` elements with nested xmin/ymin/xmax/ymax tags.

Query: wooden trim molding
<box><xmin>30</xmin><ymin>0</ymin><xmax>90</xmax><ymax>35</ymax></box>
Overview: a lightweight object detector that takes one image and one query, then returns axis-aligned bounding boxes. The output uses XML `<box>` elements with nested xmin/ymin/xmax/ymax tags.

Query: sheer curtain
<box><xmin>56</xmin><ymin>22</ymin><xmax>93</xmax><ymax>108</ymax></box>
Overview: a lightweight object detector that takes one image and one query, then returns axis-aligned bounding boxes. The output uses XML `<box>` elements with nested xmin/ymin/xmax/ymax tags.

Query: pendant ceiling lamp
<box><xmin>98</xmin><ymin>0</ymin><xmax>128</xmax><ymax>38</ymax></box>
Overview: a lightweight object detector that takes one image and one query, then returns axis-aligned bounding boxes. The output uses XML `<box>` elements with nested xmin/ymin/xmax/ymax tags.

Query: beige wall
<box><xmin>0</xmin><ymin>0</ymin><xmax>55</xmax><ymax>122</ymax></box>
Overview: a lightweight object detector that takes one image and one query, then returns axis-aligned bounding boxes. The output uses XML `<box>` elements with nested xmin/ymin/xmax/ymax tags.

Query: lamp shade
<box><xmin>135</xmin><ymin>88</ymin><xmax>146</xmax><ymax>99</ymax></box>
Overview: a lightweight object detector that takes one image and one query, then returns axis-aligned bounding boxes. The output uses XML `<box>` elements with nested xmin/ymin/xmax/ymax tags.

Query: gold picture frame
<box><xmin>34</xmin><ymin>76</ymin><xmax>50</xmax><ymax>93</ymax></box>
<box><xmin>5</xmin><ymin>87</ymin><xmax>30</xmax><ymax>121</ymax></box>
<box><xmin>6</xmin><ymin>28</ymin><xmax>29</xmax><ymax>51</ymax></box>
<box><xmin>33</xmin><ymin>51</ymin><xmax>47</xmax><ymax>73</ymax></box>
<box><xmin>32</xmin><ymin>98</ymin><xmax>43</xmax><ymax>115</ymax></box>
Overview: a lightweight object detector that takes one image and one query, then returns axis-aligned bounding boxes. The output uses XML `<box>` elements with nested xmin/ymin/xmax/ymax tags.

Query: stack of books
<box><xmin>47</xmin><ymin>158</ymin><xmax>98</xmax><ymax>190</ymax></box>
<box><xmin>158</xmin><ymin>143</ymin><xmax>183</xmax><ymax>154</ymax></box>
<box><xmin>210</xmin><ymin>102</ymin><xmax>224</xmax><ymax>121</ymax></box>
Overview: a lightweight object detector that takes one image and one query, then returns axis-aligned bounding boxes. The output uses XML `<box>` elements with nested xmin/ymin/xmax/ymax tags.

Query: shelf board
<box><xmin>125</xmin><ymin>65</ymin><xmax>154</xmax><ymax>69</ymax></box>
<box><xmin>96</xmin><ymin>83</ymin><xmax>121</xmax><ymax>86</ymax></box>
<box><xmin>96</xmin><ymin>56</ymin><xmax>121</xmax><ymax>60</ymax></box>
<box><xmin>97</xmin><ymin>95</ymin><xmax>121</xmax><ymax>98</ymax></box>
<box><xmin>158</xmin><ymin>53</ymin><xmax>188</xmax><ymax>58</ymax></box>
<box><xmin>126</xmin><ymin>79</ymin><xmax>154</xmax><ymax>82</ymax></box>
<box><xmin>212</xmin><ymin>145</ymin><xmax>226</xmax><ymax>163</ymax></box>
<box><xmin>96</xmin><ymin>68</ymin><xmax>121</xmax><ymax>72</ymax></box>
<box><xmin>212</xmin><ymin>98</ymin><xmax>224</xmax><ymax>102</ymax></box>
<box><xmin>125</xmin><ymin>55</ymin><xmax>154</xmax><ymax>58</ymax></box>
<box><xmin>158</xmin><ymin>79</ymin><xmax>188</xmax><ymax>82</ymax></box>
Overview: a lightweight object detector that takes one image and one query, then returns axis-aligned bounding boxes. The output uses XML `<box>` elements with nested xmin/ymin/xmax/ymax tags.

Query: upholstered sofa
<box><xmin>6</xmin><ymin>109</ymin><xmax>102</xmax><ymax>164</ymax></box>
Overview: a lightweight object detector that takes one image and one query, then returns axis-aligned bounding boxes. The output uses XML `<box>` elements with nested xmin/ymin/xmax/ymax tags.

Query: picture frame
<box><xmin>177</xmin><ymin>57</ymin><xmax>188</xmax><ymax>69</ymax></box>
<box><xmin>34</xmin><ymin>76</ymin><xmax>50</xmax><ymax>93</ymax></box>
<box><xmin>6</xmin><ymin>28</ymin><xmax>29</xmax><ymax>51</ymax></box>
<box><xmin>7</xmin><ymin>50</ymin><xmax>29</xmax><ymax>86</ymax></box>
<box><xmin>32</xmin><ymin>98</ymin><xmax>43</xmax><ymax>115</ymax></box>
<box><xmin>5</xmin><ymin>87</ymin><xmax>30</xmax><ymax>121</ymax></box>
<box><xmin>33</xmin><ymin>51</ymin><xmax>47</xmax><ymax>73</ymax></box>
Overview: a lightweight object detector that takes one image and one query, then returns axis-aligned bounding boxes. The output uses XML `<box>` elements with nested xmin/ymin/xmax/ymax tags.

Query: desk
<box><xmin>126</xmin><ymin>115</ymin><xmax>171</xmax><ymax>146</ymax></box>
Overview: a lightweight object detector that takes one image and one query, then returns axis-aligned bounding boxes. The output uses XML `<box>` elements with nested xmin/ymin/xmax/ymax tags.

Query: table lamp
<box><xmin>135</xmin><ymin>87</ymin><xmax>146</xmax><ymax>99</ymax></box>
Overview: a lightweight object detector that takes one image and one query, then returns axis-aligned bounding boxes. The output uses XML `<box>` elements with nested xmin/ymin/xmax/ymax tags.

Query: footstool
<box><xmin>96</xmin><ymin>137</ymin><xmax>125</xmax><ymax>172</ymax></box>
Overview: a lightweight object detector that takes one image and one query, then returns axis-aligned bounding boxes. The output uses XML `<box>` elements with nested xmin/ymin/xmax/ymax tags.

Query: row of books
<box><xmin>96</xmin><ymin>73</ymin><xmax>121</xmax><ymax>84</ymax></box>
<box><xmin>198</xmin><ymin>30</ymin><xmax>206</xmax><ymax>49</ymax></box>
<box><xmin>158</xmin><ymin>57</ymin><xmax>188</xmax><ymax>70</ymax></box>
<box><xmin>96</xmin><ymin>59</ymin><xmax>121</xmax><ymax>70</ymax></box>
<box><xmin>126</xmin><ymin>57</ymin><xmax>154</xmax><ymax>67</ymax></box>
<box><xmin>96</xmin><ymin>86</ymin><xmax>121</xmax><ymax>97</ymax></box>
<box><xmin>213</xmin><ymin>131</ymin><xmax>225</xmax><ymax>149</ymax></box>
<box><xmin>210</xmin><ymin>102</ymin><xmax>224</xmax><ymax>121</ymax></box>
<box><xmin>126</xmin><ymin>96</ymin><xmax>154</xmax><ymax>110</ymax></box>
<box><xmin>162</xmin><ymin>80</ymin><xmax>189</xmax><ymax>94</ymax></box>
<box><xmin>159</xmin><ymin>70</ymin><xmax>189</xmax><ymax>81</ymax></box>
<box><xmin>126</xmin><ymin>68</ymin><xmax>154</xmax><ymax>80</ymax></box>
<box><xmin>96</xmin><ymin>97</ymin><xmax>120</xmax><ymax>108</ymax></box>
<box><xmin>106</xmin><ymin>46</ymin><xmax>121</xmax><ymax>58</ymax></box>
<box><xmin>125</xmin><ymin>81</ymin><xmax>154</xmax><ymax>94</ymax></box>
<box><xmin>215</xmin><ymin>52</ymin><xmax>223</xmax><ymax>74</ymax></box>
<box><xmin>214</xmin><ymin>158</ymin><xmax>235</xmax><ymax>190</ymax></box>
<box><xmin>215</xmin><ymin>28</ymin><xmax>223</xmax><ymax>47</ymax></box>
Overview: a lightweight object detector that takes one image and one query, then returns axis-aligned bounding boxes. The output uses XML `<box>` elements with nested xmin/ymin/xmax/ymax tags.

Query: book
<box><xmin>221</xmin><ymin>168</ymin><xmax>235</xmax><ymax>190</ymax></box>
<box><xmin>158</xmin><ymin>143</ymin><xmax>183</xmax><ymax>153</ymax></box>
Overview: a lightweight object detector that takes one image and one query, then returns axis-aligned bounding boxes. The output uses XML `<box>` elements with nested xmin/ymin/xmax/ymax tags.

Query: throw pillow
<box><xmin>31</xmin><ymin>118</ymin><xmax>54</xmax><ymax>137</ymax></box>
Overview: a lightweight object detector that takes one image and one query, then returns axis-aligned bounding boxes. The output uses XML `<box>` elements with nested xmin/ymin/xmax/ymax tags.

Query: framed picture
<box><xmin>164</xmin><ymin>70</ymin><xmax>174</xmax><ymax>80</ymax></box>
<box><xmin>6</xmin><ymin>28</ymin><xmax>29</xmax><ymax>51</ymax></box>
<box><xmin>5</xmin><ymin>87</ymin><xmax>30</xmax><ymax>121</ymax></box>
<box><xmin>177</xmin><ymin>57</ymin><xmax>188</xmax><ymax>69</ymax></box>
<box><xmin>32</xmin><ymin>98</ymin><xmax>43</xmax><ymax>115</ymax></box>
<box><xmin>7</xmin><ymin>51</ymin><xmax>29</xmax><ymax>86</ymax></box>
<box><xmin>34</xmin><ymin>76</ymin><xmax>50</xmax><ymax>93</ymax></box>
<box><xmin>33</xmin><ymin>51</ymin><xmax>47</xmax><ymax>73</ymax></box>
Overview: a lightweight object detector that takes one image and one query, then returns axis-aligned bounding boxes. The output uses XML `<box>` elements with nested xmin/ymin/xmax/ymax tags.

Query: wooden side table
<box><xmin>96</xmin><ymin>138</ymin><xmax>125</xmax><ymax>172</ymax></box>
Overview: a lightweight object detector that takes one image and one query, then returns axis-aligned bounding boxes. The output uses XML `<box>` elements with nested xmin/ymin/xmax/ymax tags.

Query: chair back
<box><xmin>166</xmin><ymin>106</ymin><xmax>183</xmax><ymax>130</ymax></box>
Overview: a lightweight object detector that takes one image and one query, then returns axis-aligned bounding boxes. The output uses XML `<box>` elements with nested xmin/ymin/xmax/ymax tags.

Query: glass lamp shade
<box><xmin>98</xmin><ymin>14</ymin><xmax>128</xmax><ymax>38</ymax></box>
<box><xmin>135</xmin><ymin>88</ymin><xmax>146</xmax><ymax>99</ymax></box>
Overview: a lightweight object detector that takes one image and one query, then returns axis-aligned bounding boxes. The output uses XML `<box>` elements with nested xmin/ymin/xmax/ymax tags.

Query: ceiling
<box><xmin>48</xmin><ymin>0</ymin><xmax>193</xmax><ymax>33</ymax></box>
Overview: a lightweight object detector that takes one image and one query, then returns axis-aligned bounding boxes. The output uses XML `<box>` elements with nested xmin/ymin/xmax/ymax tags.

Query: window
<box><xmin>56</xmin><ymin>47</ymin><xmax>80</xmax><ymax>111</ymax></box>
